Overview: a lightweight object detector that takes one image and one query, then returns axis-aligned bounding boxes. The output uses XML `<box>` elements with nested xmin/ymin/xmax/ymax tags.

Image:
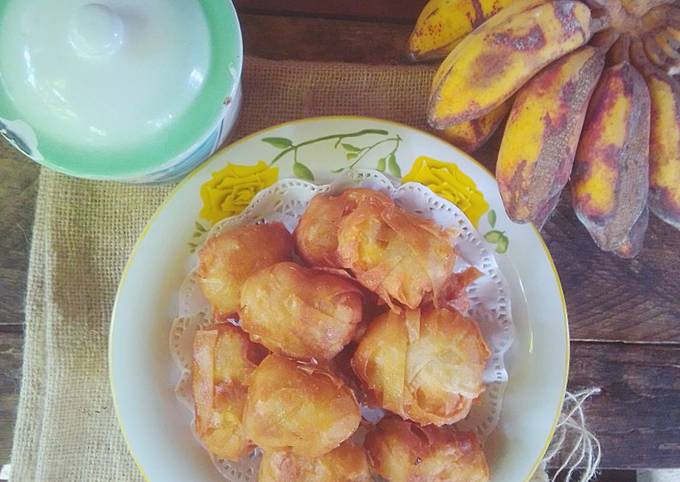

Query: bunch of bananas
<box><xmin>410</xmin><ymin>0</ymin><xmax>680</xmax><ymax>257</ymax></box>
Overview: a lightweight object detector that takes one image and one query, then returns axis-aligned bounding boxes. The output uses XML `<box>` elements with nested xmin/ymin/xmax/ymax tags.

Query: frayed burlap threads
<box><xmin>538</xmin><ymin>388</ymin><xmax>603</xmax><ymax>482</ymax></box>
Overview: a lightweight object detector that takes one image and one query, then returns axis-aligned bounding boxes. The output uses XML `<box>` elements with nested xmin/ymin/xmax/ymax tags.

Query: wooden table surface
<box><xmin>1</xmin><ymin>1</ymin><xmax>678</xmax><ymax>478</ymax></box>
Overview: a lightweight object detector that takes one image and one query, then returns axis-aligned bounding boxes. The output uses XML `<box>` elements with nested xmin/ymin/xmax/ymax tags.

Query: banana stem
<box><xmin>590</xmin><ymin>28</ymin><xmax>621</xmax><ymax>50</ymax></box>
<box><xmin>630</xmin><ymin>37</ymin><xmax>657</xmax><ymax>74</ymax></box>
<box><xmin>591</xmin><ymin>14</ymin><xmax>612</xmax><ymax>34</ymax></box>
<box><xmin>608</xmin><ymin>34</ymin><xmax>632</xmax><ymax>64</ymax></box>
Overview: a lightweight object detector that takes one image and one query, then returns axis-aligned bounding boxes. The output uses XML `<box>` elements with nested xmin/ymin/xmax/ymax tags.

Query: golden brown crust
<box><xmin>191</xmin><ymin>324</ymin><xmax>266</xmax><ymax>461</ymax></box>
<box><xmin>351</xmin><ymin>307</ymin><xmax>490</xmax><ymax>426</ymax></box>
<box><xmin>294</xmin><ymin>189</ymin><xmax>393</xmax><ymax>268</ymax></box>
<box><xmin>365</xmin><ymin>416</ymin><xmax>490</xmax><ymax>482</ymax></box>
<box><xmin>258</xmin><ymin>441</ymin><xmax>372</xmax><ymax>482</ymax></box>
<box><xmin>336</xmin><ymin>200</ymin><xmax>457</xmax><ymax>311</ymax></box>
<box><xmin>197</xmin><ymin>222</ymin><xmax>293</xmax><ymax>319</ymax></box>
<box><xmin>239</xmin><ymin>262</ymin><xmax>363</xmax><ymax>361</ymax></box>
<box><xmin>243</xmin><ymin>354</ymin><xmax>361</xmax><ymax>457</ymax></box>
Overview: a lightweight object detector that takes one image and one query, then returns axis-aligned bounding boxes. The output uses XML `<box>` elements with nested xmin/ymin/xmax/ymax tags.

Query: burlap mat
<box><xmin>9</xmin><ymin>57</ymin><xmax>588</xmax><ymax>481</ymax></box>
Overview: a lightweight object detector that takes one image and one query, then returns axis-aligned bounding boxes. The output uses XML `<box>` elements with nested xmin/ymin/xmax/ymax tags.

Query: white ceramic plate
<box><xmin>110</xmin><ymin>116</ymin><xmax>569</xmax><ymax>482</ymax></box>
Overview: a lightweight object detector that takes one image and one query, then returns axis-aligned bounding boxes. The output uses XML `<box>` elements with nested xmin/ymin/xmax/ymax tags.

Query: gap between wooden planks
<box><xmin>235</xmin><ymin>0</ymin><xmax>425</xmax><ymax>24</ymax></box>
<box><xmin>241</xmin><ymin>13</ymin><xmax>414</xmax><ymax>64</ymax></box>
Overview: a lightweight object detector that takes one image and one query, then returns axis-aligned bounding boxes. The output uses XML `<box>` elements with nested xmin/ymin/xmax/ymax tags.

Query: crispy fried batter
<box><xmin>240</xmin><ymin>262</ymin><xmax>363</xmax><ymax>360</ymax></box>
<box><xmin>352</xmin><ymin>307</ymin><xmax>490</xmax><ymax>426</ymax></box>
<box><xmin>336</xmin><ymin>200</ymin><xmax>458</xmax><ymax>311</ymax></box>
<box><xmin>259</xmin><ymin>441</ymin><xmax>372</xmax><ymax>482</ymax></box>
<box><xmin>191</xmin><ymin>324</ymin><xmax>267</xmax><ymax>461</ymax></box>
<box><xmin>243</xmin><ymin>354</ymin><xmax>361</xmax><ymax>457</ymax></box>
<box><xmin>197</xmin><ymin>223</ymin><xmax>293</xmax><ymax>319</ymax></box>
<box><xmin>294</xmin><ymin>189</ymin><xmax>393</xmax><ymax>267</ymax></box>
<box><xmin>295</xmin><ymin>188</ymin><xmax>472</xmax><ymax>311</ymax></box>
<box><xmin>365</xmin><ymin>416</ymin><xmax>490</xmax><ymax>482</ymax></box>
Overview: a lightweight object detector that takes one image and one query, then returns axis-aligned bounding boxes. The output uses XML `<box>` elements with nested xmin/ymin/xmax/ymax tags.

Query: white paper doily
<box><xmin>169</xmin><ymin>169</ymin><xmax>515</xmax><ymax>481</ymax></box>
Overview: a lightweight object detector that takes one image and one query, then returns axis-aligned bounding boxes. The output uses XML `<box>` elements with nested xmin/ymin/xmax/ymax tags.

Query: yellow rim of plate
<box><xmin>109</xmin><ymin>115</ymin><xmax>570</xmax><ymax>482</ymax></box>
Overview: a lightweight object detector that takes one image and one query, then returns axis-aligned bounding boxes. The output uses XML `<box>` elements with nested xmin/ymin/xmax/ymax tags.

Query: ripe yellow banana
<box><xmin>438</xmin><ymin>100</ymin><xmax>511</xmax><ymax>153</ymax></box>
<box><xmin>571</xmin><ymin>60</ymin><xmax>651</xmax><ymax>257</ymax></box>
<box><xmin>497</xmin><ymin>46</ymin><xmax>605</xmax><ymax>228</ymax></box>
<box><xmin>662</xmin><ymin>26</ymin><xmax>680</xmax><ymax>45</ymax></box>
<box><xmin>408</xmin><ymin>0</ymin><xmax>515</xmax><ymax>61</ymax></box>
<box><xmin>429</xmin><ymin>0</ymin><xmax>549</xmax><ymax>94</ymax></box>
<box><xmin>428</xmin><ymin>1</ymin><xmax>593</xmax><ymax>128</ymax></box>
<box><xmin>631</xmin><ymin>39</ymin><xmax>680</xmax><ymax>229</ymax></box>
<box><xmin>654</xmin><ymin>30</ymin><xmax>680</xmax><ymax>57</ymax></box>
<box><xmin>639</xmin><ymin>4</ymin><xmax>680</xmax><ymax>75</ymax></box>
<box><xmin>644</xmin><ymin>32</ymin><xmax>680</xmax><ymax>58</ymax></box>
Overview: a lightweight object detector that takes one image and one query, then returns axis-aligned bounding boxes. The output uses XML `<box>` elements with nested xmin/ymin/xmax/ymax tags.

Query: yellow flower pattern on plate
<box><xmin>403</xmin><ymin>156</ymin><xmax>489</xmax><ymax>227</ymax></box>
<box><xmin>199</xmin><ymin>161</ymin><xmax>279</xmax><ymax>224</ymax></box>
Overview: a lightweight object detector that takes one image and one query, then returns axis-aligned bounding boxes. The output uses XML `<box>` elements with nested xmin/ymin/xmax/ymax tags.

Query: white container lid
<box><xmin>0</xmin><ymin>0</ymin><xmax>243</xmax><ymax>180</ymax></box>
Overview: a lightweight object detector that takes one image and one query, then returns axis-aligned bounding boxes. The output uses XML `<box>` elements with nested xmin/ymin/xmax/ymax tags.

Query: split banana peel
<box><xmin>411</xmin><ymin>0</ymin><xmax>680</xmax><ymax>257</ymax></box>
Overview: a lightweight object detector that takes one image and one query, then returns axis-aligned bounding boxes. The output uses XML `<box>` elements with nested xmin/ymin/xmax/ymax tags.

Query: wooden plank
<box><xmin>551</xmin><ymin>470</ymin><xmax>637</xmax><ymax>481</ymax></box>
<box><xmin>569</xmin><ymin>342</ymin><xmax>680</xmax><ymax>469</ymax></box>
<box><xmin>241</xmin><ymin>14</ymin><xmax>414</xmax><ymax>64</ymax></box>
<box><xmin>0</xmin><ymin>140</ymin><xmax>39</xmax><ymax>326</ymax></box>
<box><xmin>0</xmin><ymin>329</ymin><xmax>23</xmax><ymax>462</ymax></box>
<box><xmin>545</xmin><ymin>199</ymin><xmax>680</xmax><ymax>344</ymax></box>
<box><xmin>235</xmin><ymin>0</ymin><xmax>425</xmax><ymax>23</ymax></box>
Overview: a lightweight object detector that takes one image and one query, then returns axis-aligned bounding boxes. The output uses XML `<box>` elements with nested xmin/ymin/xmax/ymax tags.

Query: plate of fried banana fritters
<box><xmin>110</xmin><ymin>117</ymin><xmax>568</xmax><ymax>482</ymax></box>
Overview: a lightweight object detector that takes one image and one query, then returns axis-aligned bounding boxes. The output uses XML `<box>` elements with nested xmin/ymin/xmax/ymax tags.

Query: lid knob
<box><xmin>69</xmin><ymin>4</ymin><xmax>124</xmax><ymax>58</ymax></box>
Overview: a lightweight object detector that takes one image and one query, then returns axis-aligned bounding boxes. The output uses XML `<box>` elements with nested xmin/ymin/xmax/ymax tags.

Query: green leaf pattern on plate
<box><xmin>262</xmin><ymin>137</ymin><xmax>293</xmax><ymax>149</ymax></box>
<box><xmin>293</xmin><ymin>162</ymin><xmax>314</xmax><ymax>181</ymax></box>
<box><xmin>484</xmin><ymin>230</ymin><xmax>503</xmax><ymax>243</ymax></box>
<box><xmin>488</xmin><ymin>209</ymin><xmax>497</xmax><ymax>228</ymax></box>
<box><xmin>484</xmin><ymin>229</ymin><xmax>509</xmax><ymax>254</ymax></box>
<box><xmin>262</xmin><ymin>129</ymin><xmax>401</xmax><ymax>181</ymax></box>
<box><xmin>376</xmin><ymin>157</ymin><xmax>386</xmax><ymax>172</ymax></box>
<box><xmin>387</xmin><ymin>153</ymin><xmax>401</xmax><ymax>177</ymax></box>
<box><xmin>188</xmin><ymin>221</ymin><xmax>209</xmax><ymax>252</ymax></box>
<box><xmin>341</xmin><ymin>143</ymin><xmax>361</xmax><ymax>153</ymax></box>
<box><xmin>496</xmin><ymin>235</ymin><xmax>509</xmax><ymax>254</ymax></box>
